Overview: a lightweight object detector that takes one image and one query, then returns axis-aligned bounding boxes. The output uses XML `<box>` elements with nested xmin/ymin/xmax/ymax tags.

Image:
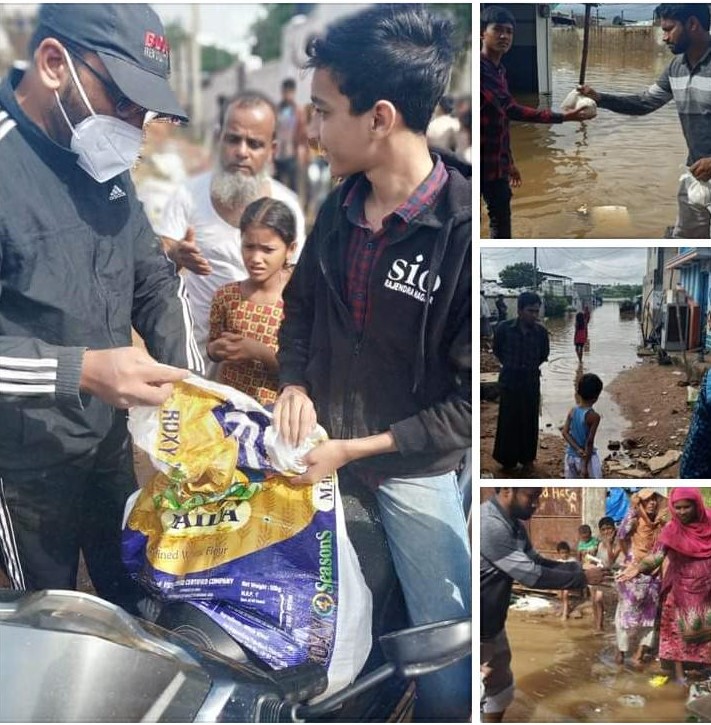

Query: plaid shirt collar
<box><xmin>342</xmin><ymin>153</ymin><xmax>448</xmax><ymax>228</ymax></box>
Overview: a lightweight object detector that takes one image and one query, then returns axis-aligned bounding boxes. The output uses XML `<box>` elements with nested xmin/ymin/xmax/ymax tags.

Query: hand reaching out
<box><xmin>80</xmin><ymin>347</ymin><xmax>188</xmax><ymax>408</ymax></box>
<box><xmin>289</xmin><ymin>439</ymin><xmax>353</xmax><ymax>486</ymax></box>
<box><xmin>273</xmin><ymin>385</ymin><xmax>318</xmax><ymax>448</ymax></box>
<box><xmin>165</xmin><ymin>226</ymin><xmax>213</xmax><ymax>275</ymax></box>
<box><xmin>577</xmin><ymin>84</ymin><xmax>601</xmax><ymax>103</ymax></box>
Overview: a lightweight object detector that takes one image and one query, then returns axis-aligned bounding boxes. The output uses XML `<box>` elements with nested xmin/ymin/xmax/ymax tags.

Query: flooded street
<box><xmin>539</xmin><ymin>301</ymin><xmax>641</xmax><ymax>446</ymax></box>
<box><xmin>481</xmin><ymin>29</ymin><xmax>688</xmax><ymax>238</ymax></box>
<box><xmin>505</xmin><ymin>610</ymin><xmax>689</xmax><ymax>723</ymax></box>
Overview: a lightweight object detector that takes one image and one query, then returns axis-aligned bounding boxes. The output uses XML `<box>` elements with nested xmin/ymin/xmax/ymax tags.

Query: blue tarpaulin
<box><xmin>606</xmin><ymin>487</ymin><xmax>640</xmax><ymax>524</ymax></box>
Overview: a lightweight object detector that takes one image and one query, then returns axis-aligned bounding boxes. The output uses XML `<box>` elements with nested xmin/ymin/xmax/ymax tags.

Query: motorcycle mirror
<box><xmin>380</xmin><ymin>617</ymin><xmax>472</xmax><ymax>678</ymax></box>
<box><xmin>291</xmin><ymin>618</ymin><xmax>471</xmax><ymax>721</ymax></box>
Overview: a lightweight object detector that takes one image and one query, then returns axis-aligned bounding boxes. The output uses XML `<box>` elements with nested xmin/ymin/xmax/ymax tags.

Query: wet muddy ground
<box><xmin>505</xmin><ymin>605</ymin><xmax>693</xmax><ymax>722</ymax></box>
<box><xmin>539</xmin><ymin>302</ymin><xmax>640</xmax><ymax>445</ymax></box>
<box><xmin>479</xmin><ymin>305</ymin><xmax>692</xmax><ymax>478</ymax></box>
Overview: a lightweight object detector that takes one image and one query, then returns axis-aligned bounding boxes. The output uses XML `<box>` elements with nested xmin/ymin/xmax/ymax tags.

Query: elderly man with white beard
<box><xmin>158</xmin><ymin>91</ymin><xmax>305</xmax><ymax>378</ymax></box>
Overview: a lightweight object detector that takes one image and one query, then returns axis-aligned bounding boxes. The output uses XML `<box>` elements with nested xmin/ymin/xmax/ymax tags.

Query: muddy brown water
<box><xmin>481</xmin><ymin>29</ymin><xmax>687</xmax><ymax>238</ymax></box>
<box><xmin>505</xmin><ymin>610</ymin><xmax>690</xmax><ymax>722</ymax></box>
<box><xmin>539</xmin><ymin>300</ymin><xmax>641</xmax><ymax>447</ymax></box>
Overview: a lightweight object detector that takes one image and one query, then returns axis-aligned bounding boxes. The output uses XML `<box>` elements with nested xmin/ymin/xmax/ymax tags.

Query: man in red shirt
<box><xmin>480</xmin><ymin>6</ymin><xmax>589</xmax><ymax>238</ymax></box>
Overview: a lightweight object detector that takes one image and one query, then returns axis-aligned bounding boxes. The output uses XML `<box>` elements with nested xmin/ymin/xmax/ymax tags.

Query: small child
<box><xmin>576</xmin><ymin>524</ymin><xmax>600</xmax><ymax>562</ymax></box>
<box><xmin>556</xmin><ymin>541</ymin><xmax>575</xmax><ymax>619</ymax></box>
<box><xmin>574</xmin><ymin>310</ymin><xmax>588</xmax><ymax>363</ymax></box>
<box><xmin>562</xmin><ymin>373</ymin><xmax>603</xmax><ymax>478</ymax></box>
<box><xmin>207</xmin><ymin>198</ymin><xmax>298</xmax><ymax>406</ymax></box>
<box><xmin>589</xmin><ymin>516</ymin><xmax>621</xmax><ymax>633</ymax></box>
<box><xmin>596</xmin><ymin>517</ymin><xmax>620</xmax><ymax>570</ymax></box>
<box><xmin>576</xmin><ymin>524</ymin><xmax>600</xmax><ymax>605</ymax></box>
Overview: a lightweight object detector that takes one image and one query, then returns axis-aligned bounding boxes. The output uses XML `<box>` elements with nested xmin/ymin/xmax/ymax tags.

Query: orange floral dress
<box><xmin>209</xmin><ymin>282</ymin><xmax>283</xmax><ymax>405</ymax></box>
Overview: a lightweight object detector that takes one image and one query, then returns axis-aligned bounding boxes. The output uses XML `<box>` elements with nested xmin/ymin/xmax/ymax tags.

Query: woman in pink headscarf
<box><xmin>619</xmin><ymin>487</ymin><xmax>711</xmax><ymax>684</ymax></box>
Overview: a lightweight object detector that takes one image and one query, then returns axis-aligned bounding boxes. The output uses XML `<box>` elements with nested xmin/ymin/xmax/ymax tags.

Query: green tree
<box><xmin>428</xmin><ymin>3</ymin><xmax>472</xmax><ymax>44</ymax></box>
<box><xmin>165</xmin><ymin>20</ymin><xmax>188</xmax><ymax>54</ymax></box>
<box><xmin>499</xmin><ymin>262</ymin><xmax>537</xmax><ymax>289</ymax></box>
<box><xmin>595</xmin><ymin>284</ymin><xmax>642</xmax><ymax>299</ymax></box>
<box><xmin>201</xmin><ymin>44</ymin><xmax>235</xmax><ymax>74</ymax></box>
<box><xmin>250</xmin><ymin>4</ymin><xmax>315</xmax><ymax>62</ymax></box>
<box><xmin>428</xmin><ymin>4</ymin><xmax>472</xmax><ymax>92</ymax></box>
<box><xmin>543</xmin><ymin>295</ymin><xmax>568</xmax><ymax>318</ymax></box>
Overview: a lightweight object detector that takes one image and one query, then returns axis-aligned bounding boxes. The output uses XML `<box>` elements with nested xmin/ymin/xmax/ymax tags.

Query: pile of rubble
<box><xmin>604</xmin><ymin>436</ymin><xmax>685</xmax><ymax>478</ymax></box>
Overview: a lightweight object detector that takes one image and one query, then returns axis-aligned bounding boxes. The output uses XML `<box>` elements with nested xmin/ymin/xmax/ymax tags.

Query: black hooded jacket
<box><xmin>0</xmin><ymin>69</ymin><xmax>203</xmax><ymax>470</ymax></box>
<box><xmin>278</xmin><ymin>153</ymin><xmax>471</xmax><ymax>479</ymax></box>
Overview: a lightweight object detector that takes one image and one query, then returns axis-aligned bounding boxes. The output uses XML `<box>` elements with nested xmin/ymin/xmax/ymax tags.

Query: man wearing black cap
<box><xmin>0</xmin><ymin>5</ymin><xmax>203</xmax><ymax>611</ymax></box>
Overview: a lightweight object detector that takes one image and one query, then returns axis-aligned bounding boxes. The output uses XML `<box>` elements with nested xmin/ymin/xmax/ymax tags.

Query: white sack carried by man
<box><xmin>122</xmin><ymin>375</ymin><xmax>372</xmax><ymax>696</ymax></box>
<box><xmin>680</xmin><ymin>169</ymin><xmax>711</xmax><ymax>208</ymax></box>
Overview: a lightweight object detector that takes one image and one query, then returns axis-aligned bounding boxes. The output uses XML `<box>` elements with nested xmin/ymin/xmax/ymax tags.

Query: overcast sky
<box><xmin>153</xmin><ymin>4</ymin><xmax>265</xmax><ymax>57</ymax></box>
<box><xmin>555</xmin><ymin>4</ymin><xmax>658</xmax><ymax>21</ymax></box>
<box><xmin>480</xmin><ymin>247</ymin><xmax>648</xmax><ymax>285</ymax></box>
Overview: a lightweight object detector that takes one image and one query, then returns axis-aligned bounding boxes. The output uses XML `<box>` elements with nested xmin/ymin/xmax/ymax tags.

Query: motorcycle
<box><xmin>0</xmin><ymin>474</ymin><xmax>471</xmax><ymax>722</ymax></box>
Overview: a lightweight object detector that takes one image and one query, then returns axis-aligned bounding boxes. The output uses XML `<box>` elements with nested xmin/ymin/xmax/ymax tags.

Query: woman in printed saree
<box><xmin>619</xmin><ymin>487</ymin><xmax>711</xmax><ymax>684</ymax></box>
<box><xmin>613</xmin><ymin>489</ymin><xmax>669</xmax><ymax>666</ymax></box>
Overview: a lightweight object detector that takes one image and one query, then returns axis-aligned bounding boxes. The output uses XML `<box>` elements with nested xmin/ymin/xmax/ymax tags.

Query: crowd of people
<box><xmin>0</xmin><ymin>3</ymin><xmax>472</xmax><ymax>721</ymax></box>
<box><xmin>480</xmin><ymin>3</ymin><xmax>711</xmax><ymax>239</ymax></box>
<box><xmin>480</xmin><ymin>487</ymin><xmax>711</xmax><ymax>721</ymax></box>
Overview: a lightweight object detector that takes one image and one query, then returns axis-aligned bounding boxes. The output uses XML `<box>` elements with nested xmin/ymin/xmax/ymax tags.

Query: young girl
<box><xmin>207</xmin><ymin>198</ymin><xmax>297</xmax><ymax>406</ymax></box>
<box><xmin>574</xmin><ymin>310</ymin><xmax>588</xmax><ymax>363</ymax></box>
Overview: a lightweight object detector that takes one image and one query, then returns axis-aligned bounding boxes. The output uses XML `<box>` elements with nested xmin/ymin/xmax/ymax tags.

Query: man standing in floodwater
<box><xmin>492</xmin><ymin>292</ymin><xmax>550</xmax><ymax>475</ymax></box>
<box><xmin>480</xmin><ymin>488</ymin><xmax>606</xmax><ymax>722</ymax></box>
<box><xmin>580</xmin><ymin>3</ymin><xmax>711</xmax><ymax>238</ymax></box>
<box><xmin>480</xmin><ymin>5</ymin><xmax>589</xmax><ymax>238</ymax></box>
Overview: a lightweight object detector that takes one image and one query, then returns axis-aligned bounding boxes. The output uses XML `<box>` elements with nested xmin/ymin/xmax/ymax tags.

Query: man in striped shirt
<box><xmin>580</xmin><ymin>3</ymin><xmax>711</xmax><ymax>238</ymax></box>
<box><xmin>480</xmin><ymin>5</ymin><xmax>589</xmax><ymax>238</ymax></box>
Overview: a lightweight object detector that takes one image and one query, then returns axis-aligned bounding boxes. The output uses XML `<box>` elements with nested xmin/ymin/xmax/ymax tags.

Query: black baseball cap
<box><xmin>37</xmin><ymin>4</ymin><xmax>188</xmax><ymax>123</ymax></box>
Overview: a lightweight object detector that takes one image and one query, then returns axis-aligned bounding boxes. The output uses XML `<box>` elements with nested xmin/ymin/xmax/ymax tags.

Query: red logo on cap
<box><xmin>145</xmin><ymin>32</ymin><xmax>170</xmax><ymax>53</ymax></box>
<box><xmin>144</xmin><ymin>31</ymin><xmax>170</xmax><ymax>64</ymax></box>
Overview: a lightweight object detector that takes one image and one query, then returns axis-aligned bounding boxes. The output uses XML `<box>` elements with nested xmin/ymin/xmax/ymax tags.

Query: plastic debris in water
<box><xmin>509</xmin><ymin>595</ymin><xmax>552</xmax><ymax>612</ymax></box>
<box><xmin>649</xmin><ymin>675</ymin><xmax>669</xmax><ymax>688</ymax></box>
<box><xmin>617</xmin><ymin>694</ymin><xmax>646</xmax><ymax>708</ymax></box>
<box><xmin>687</xmin><ymin>680</ymin><xmax>711</xmax><ymax>705</ymax></box>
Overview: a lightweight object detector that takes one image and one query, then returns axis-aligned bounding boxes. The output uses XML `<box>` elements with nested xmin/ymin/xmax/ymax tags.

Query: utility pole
<box><xmin>190</xmin><ymin>4</ymin><xmax>202</xmax><ymax>143</ymax></box>
<box><xmin>533</xmin><ymin>248</ymin><xmax>538</xmax><ymax>290</ymax></box>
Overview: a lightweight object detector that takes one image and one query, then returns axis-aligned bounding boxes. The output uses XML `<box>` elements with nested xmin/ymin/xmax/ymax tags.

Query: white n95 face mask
<box><xmin>55</xmin><ymin>51</ymin><xmax>145</xmax><ymax>184</ymax></box>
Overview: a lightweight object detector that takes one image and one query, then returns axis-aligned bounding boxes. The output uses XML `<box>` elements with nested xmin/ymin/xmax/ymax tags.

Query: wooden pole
<box><xmin>579</xmin><ymin>3</ymin><xmax>593</xmax><ymax>86</ymax></box>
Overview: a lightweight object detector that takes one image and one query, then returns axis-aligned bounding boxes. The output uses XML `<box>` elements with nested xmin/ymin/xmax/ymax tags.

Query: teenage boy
<box><xmin>480</xmin><ymin>5</ymin><xmax>589</xmax><ymax>238</ymax></box>
<box><xmin>273</xmin><ymin>5</ymin><xmax>471</xmax><ymax>721</ymax></box>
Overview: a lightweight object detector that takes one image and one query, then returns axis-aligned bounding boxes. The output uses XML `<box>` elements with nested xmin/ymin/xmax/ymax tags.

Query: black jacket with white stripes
<box><xmin>0</xmin><ymin>68</ymin><xmax>203</xmax><ymax>470</ymax></box>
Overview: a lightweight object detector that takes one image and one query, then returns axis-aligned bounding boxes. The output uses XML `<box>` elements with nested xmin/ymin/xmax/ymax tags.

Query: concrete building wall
<box><xmin>642</xmin><ymin>247</ymin><xmax>679</xmax><ymax>342</ymax></box>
